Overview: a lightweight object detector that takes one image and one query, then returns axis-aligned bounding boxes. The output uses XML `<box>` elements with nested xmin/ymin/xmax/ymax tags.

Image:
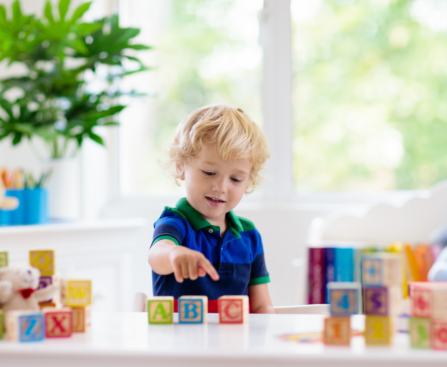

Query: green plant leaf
<box><xmin>88</xmin><ymin>131</ymin><xmax>104</xmax><ymax>145</ymax></box>
<box><xmin>58</xmin><ymin>0</ymin><xmax>70</xmax><ymax>21</ymax></box>
<box><xmin>44</xmin><ymin>1</ymin><xmax>54</xmax><ymax>24</ymax></box>
<box><xmin>69</xmin><ymin>2</ymin><xmax>91</xmax><ymax>24</ymax></box>
<box><xmin>102</xmin><ymin>121</ymin><xmax>119</xmax><ymax>126</ymax></box>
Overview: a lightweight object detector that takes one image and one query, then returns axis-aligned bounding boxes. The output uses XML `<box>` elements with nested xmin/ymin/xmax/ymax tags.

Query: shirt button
<box><xmin>221</xmin><ymin>248</ymin><xmax>223</xmax><ymax>251</ymax></box>
<box><xmin>208</xmin><ymin>229</ymin><xmax>213</xmax><ymax>233</ymax></box>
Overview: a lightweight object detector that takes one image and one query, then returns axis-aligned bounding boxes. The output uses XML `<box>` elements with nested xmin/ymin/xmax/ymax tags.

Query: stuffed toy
<box><xmin>0</xmin><ymin>266</ymin><xmax>58</xmax><ymax>312</ymax></box>
<box><xmin>0</xmin><ymin>178</ymin><xmax>18</xmax><ymax>210</ymax></box>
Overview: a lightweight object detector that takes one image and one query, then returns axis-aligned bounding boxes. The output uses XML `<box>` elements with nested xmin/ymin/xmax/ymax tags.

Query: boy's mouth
<box><xmin>205</xmin><ymin>196</ymin><xmax>225</xmax><ymax>206</ymax></box>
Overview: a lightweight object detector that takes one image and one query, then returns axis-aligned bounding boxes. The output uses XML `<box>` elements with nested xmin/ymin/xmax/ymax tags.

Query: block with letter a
<box><xmin>61</xmin><ymin>280</ymin><xmax>92</xmax><ymax>307</ymax></box>
<box><xmin>29</xmin><ymin>250</ymin><xmax>55</xmax><ymax>276</ymax></box>
<box><xmin>44</xmin><ymin>308</ymin><xmax>72</xmax><ymax>338</ymax></box>
<box><xmin>218</xmin><ymin>296</ymin><xmax>249</xmax><ymax>324</ymax></box>
<box><xmin>147</xmin><ymin>296</ymin><xmax>174</xmax><ymax>324</ymax></box>
<box><xmin>179</xmin><ymin>296</ymin><xmax>208</xmax><ymax>324</ymax></box>
<box><xmin>323</xmin><ymin>316</ymin><xmax>351</xmax><ymax>345</ymax></box>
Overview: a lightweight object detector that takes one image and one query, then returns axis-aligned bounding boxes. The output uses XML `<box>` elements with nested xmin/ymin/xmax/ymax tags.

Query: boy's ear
<box><xmin>175</xmin><ymin>163</ymin><xmax>185</xmax><ymax>180</ymax></box>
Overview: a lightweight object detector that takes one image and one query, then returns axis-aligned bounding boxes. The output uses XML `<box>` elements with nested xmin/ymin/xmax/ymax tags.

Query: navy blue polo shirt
<box><xmin>151</xmin><ymin>198</ymin><xmax>270</xmax><ymax>300</ymax></box>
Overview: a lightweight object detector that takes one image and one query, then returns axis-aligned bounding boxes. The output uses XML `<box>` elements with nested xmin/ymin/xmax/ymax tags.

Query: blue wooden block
<box><xmin>328</xmin><ymin>282</ymin><xmax>360</xmax><ymax>316</ymax></box>
<box><xmin>179</xmin><ymin>296</ymin><xmax>208</xmax><ymax>324</ymax></box>
<box><xmin>19</xmin><ymin>313</ymin><xmax>45</xmax><ymax>342</ymax></box>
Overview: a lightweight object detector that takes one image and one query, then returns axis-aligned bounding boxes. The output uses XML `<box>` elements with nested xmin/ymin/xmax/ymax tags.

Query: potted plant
<box><xmin>0</xmin><ymin>0</ymin><xmax>149</xmax><ymax>219</ymax></box>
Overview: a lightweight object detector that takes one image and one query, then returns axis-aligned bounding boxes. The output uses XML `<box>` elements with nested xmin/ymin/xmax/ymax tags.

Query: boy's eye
<box><xmin>203</xmin><ymin>171</ymin><xmax>215</xmax><ymax>176</ymax></box>
<box><xmin>231</xmin><ymin>178</ymin><xmax>241</xmax><ymax>183</ymax></box>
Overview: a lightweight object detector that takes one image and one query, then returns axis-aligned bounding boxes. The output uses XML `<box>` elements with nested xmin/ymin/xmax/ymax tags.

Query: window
<box><xmin>118</xmin><ymin>0</ymin><xmax>263</xmax><ymax>195</ymax></box>
<box><xmin>292</xmin><ymin>0</ymin><xmax>447</xmax><ymax>192</ymax></box>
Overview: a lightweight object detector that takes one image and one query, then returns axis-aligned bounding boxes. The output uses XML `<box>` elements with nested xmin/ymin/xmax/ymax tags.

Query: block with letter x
<box><xmin>218</xmin><ymin>296</ymin><xmax>249</xmax><ymax>324</ymax></box>
<box><xmin>179</xmin><ymin>296</ymin><xmax>208</xmax><ymax>324</ymax></box>
<box><xmin>44</xmin><ymin>308</ymin><xmax>72</xmax><ymax>338</ymax></box>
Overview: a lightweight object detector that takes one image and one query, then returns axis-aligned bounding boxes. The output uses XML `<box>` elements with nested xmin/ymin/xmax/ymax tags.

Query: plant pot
<box><xmin>45</xmin><ymin>157</ymin><xmax>81</xmax><ymax>220</ymax></box>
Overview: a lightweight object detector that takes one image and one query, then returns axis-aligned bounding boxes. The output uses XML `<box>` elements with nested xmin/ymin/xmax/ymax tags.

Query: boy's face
<box><xmin>178</xmin><ymin>143</ymin><xmax>252</xmax><ymax>228</ymax></box>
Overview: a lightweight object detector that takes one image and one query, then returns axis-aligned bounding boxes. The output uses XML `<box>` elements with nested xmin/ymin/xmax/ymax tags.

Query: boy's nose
<box><xmin>212</xmin><ymin>178</ymin><xmax>227</xmax><ymax>193</ymax></box>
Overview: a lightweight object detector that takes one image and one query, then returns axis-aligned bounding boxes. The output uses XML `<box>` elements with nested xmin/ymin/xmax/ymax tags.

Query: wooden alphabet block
<box><xmin>364</xmin><ymin>316</ymin><xmax>393</xmax><ymax>346</ymax></box>
<box><xmin>44</xmin><ymin>308</ymin><xmax>72</xmax><ymax>338</ymax></box>
<box><xmin>38</xmin><ymin>275</ymin><xmax>58</xmax><ymax>303</ymax></box>
<box><xmin>327</xmin><ymin>282</ymin><xmax>360</xmax><ymax>316</ymax></box>
<box><xmin>147</xmin><ymin>296</ymin><xmax>174</xmax><ymax>324</ymax></box>
<box><xmin>411</xmin><ymin>283</ymin><xmax>447</xmax><ymax>319</ymax></box>
<box><xmin>323</xmin><ymin>316</ymin><xmax>351</xmax><ymax>345</ymax></box>
<box><xmin>72</xmin><ymin>306</ymin><xmax>91</xmax><ymax>332</ymax></box>
<box><xmin>39</xmin><ymin>302</ymin><xmax>57</xmax><ymax>309</ymax></box>
<box><xmin>0</xmin><ymin>251</ymin><xmax>8</xmax><ymax>267</ymax></box>
<box><xmin>61</xmin><ymin>280</ymin><xmax>92</xmax><ymax>307</ymax></box>
<box><xmin>29</xmin><ymin>250</ymin><xmax>54</xmax><ymax>276</ymax></box>
<box><xmin>364</xmin><ymin>286</ymin><xmax>401</xmax><ymax>316</ymax></box>
<box><xmin>432</xmin><ymin>320</ymin><xmax>447</xmax><ymax>350</ymax></box>
<box><xmin>179</xmin><ymin>296</ymin><xmax>208</xmax><ymax>324</ymax></box>
<box><xmin>362</xmin><ymin>253</ymin><xmax>402</xmax><ymax>287</ymax></box>
<box><xmin>0</xmin><ymin>310</ymin><xmax>4</xmax><ymax>340</ymax></box>
<box><xmin>218</xmin><ymin>296</ymin><xmax>249</xmax><ymax>324</ymax></box>
<box><xmin>409</xmin><ymin>317</ymin><xmax>431</xmax><ymax>349</ymax></box>
<box><xmin>6</xmin><ymin>311</ymin><xmax>45</xmax><ymax>342</ymax></box>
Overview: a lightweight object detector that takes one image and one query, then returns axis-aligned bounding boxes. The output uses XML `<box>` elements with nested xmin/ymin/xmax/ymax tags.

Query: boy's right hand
<box><xmin>168</xmin><ymin>246</ymin><xmax>219</xmax><ymax>283</ymax></box>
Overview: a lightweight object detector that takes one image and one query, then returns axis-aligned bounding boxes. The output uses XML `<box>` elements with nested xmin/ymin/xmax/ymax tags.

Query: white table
<box><xmin>1</xmin><ymin>312</ymin><xmax>446</xmax><ymax>367</ymax></box>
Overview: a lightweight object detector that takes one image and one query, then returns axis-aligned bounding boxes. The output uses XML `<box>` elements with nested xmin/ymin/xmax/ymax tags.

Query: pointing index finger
<box><xmin>198</xmin><ymin>258</ymin><xmax>219</xmax><ymax>281</ymax></box>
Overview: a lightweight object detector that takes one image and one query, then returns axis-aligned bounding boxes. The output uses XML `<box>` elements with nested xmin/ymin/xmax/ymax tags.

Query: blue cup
<box><xmin>5</xmin><ymin>189</ymin><xmax>25</xmax><ymax>225</ymax></box>
<box><xmin>0</xmin><ymin>208</ymin><xmax>12</xmax><ymax>226</ymax></box>
<box><xmin>23</xmin><ymin>188</ymin><xmax>49</xmax><ymax>225</ymax></box>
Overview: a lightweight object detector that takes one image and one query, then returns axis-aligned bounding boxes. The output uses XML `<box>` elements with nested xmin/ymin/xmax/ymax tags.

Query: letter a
<box><xmin>152</xmin><ymin>303</ymin><xmax>168</xmax><ymax>320</ymax></box>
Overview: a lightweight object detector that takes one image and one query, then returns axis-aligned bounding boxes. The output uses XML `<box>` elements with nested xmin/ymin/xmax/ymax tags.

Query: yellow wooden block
<box><xmin>323</xmin><ymin>316</ymin><xmax>351</xmax><ymax>345</ymax></box>
<box><xmin>61</xmin><ymin>280</ymin><xmax>92</xmax><ymax>307</ymax></box>
<box><xmin>365</xmin><ymin>316</ymin><xmax>393</xmax><ymax>345</ymax></box>
<box><xmin>147</xmin><ymin>297</ymin><xmax>174</xmax><ymax>324</ymax></box>
<box><xmin>29</xmin><ymin>250</ymin><xmax>54</xmax><ymax>276</ymax></box>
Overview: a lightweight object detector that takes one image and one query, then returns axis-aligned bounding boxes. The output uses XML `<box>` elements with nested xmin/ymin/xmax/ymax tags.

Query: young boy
<box><xmin>148</xmin><ymin>104</ymin><xmax>274</xmax><ymax>314</ymax></box>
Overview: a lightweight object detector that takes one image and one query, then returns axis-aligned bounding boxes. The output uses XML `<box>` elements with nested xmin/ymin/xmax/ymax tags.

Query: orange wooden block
<box><xmin>29</xmin><ymin>250</ymin><xmax>54</xmax><ymax>276</ymax></box>
<box><xmin>323</xmin><ymin>317</ymin><xmax>351</xmax><ymax>345</ymax></box>
<box><xmin>218</xmin><ymin>296</ymin><xmax>249</xmax><ymax>324</ymax></box>
<box><xmin>365</xmin><ymin>316</ymin><xmax>393</xmax><ymax>346</ymax></box>
<box><xmin>44</xmin><ymin>308</ymin><xmax>72</xmax><ymax>338</ymax></box>
<box><xmin>431</xmin><ymin>320</ymin><xmax>447</xmax><ymax>350</ymax></box>
<box><xmin>72</xmin><ymin>306</ymin><xmax>91</xmax><ymax>333</ymax></box>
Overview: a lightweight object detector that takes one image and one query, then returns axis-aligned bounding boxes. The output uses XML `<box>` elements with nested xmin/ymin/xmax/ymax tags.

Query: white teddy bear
<box><xmin>0</xmin><ymin>266</ymin><xmax>58</xmax><ymax>312</ymax></box>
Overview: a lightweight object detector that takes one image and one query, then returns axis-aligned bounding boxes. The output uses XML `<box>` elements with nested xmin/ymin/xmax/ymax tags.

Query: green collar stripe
<box><xmin>166</xmin><ymin>198</ymin><xmax>244</xmax><ymax>236</ymax></box>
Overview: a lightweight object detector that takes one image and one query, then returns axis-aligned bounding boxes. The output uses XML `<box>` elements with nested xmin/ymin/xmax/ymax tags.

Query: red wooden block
<box><xmin>432</xmin><ymin>320</ymin><xmax>447</xmax><ymax>350</ymax></box>
<box><xmin>218</xmin><ymin>296</ymin><xmax>249</xmax><ymax>324</ymax></box>
<box><xmin>324</xmin><ymin>317</ymin><xmax>351</xmax><ymax>346</ymax></box>
<box><xmin>44</xmin><ymin>308</ymin><xmax>72</xmax><ymax>338</ymax></box>
<box><xmin>411</xmin><ymin>287</ymin><xmax>432</xmax><ymax>318</ymax></box>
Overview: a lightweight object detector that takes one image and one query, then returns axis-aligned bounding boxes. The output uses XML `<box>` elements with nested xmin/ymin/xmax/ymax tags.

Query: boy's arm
<box><xmin>148</xmin><ymin>239</ymin><xmax>219</xmax><ymax>283</ymax></box>
<box><xmin>248</xmin><ymin>283</ymin><xmax>275</xmax><ymax>314</ymax></box>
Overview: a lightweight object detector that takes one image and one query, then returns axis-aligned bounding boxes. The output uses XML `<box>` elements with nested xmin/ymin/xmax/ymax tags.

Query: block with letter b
<box><xmin>409</xmin><ymin>317</ymin><xmax>431</xmax><ymax>349</ymax></box>
<box><xmin>179</xmin><ymin>296</ymin><xmax>208</xmax><ymax>324</ymax></box>
<box><xmin>6</xmin><ymin>311</ymin><xmax>45</xmax><ymax>342</ymax></box>
<box><xmin>327</xmin><ymin>282</ymin><xmax>360</xmax><ymax>316</ymax></box>
<box><xmin>218</xmin><ymin>296</ymin><xmax>249</xmax><ymax>324</ymax></box>
<box><xmin>432</xmin><ymin>320</ymin><xmax>447</xmax><ymax>350</ymax></box>
<box><xmin>61</xmin><ymin>280</ymin><xmax>92</xmax><ymax>307</ymax></box>
<box><xmin>365</xmin><ymin>316</ymin><xmax>393</xmax><ymax>346</ymax></box>
<box><xmin>323</xmin><ymin>316</ymin><xmax>351</xmax><ymax>345</ymax></box>
<box><xmin>147</xmin><ymin>296</ymin><xmax>174</xmax><ymax>324</ymax></box>
<box><xmin>362</xmin><ymin>253</ymin><xmax>402</xmax><ymax>287</ymax></box>
<box><xmin>364</xmin><ymin>286</ymin><xmax>401</xmax><ymax>316</ymax></box>
<box><xmin>29</xmin><ymin>250</ymin><xmax>54</xmax><ymax>276</ymax></box>
<box><xmin>72</xmin><ymin>306</ymin><xmax>91</xmax><ymax>332</ymax></box>
<box><xmin>44</xmin><ymin>308</ymin><xmax>72</xmax><ymax>338</ymax></box>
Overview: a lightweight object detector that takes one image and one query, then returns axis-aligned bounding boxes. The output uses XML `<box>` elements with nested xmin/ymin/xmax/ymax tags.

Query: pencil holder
<box><xmin>0</xmin><ymin>207</ymin><xmax>12</xmax><ymax>226</ymax></box>
<box><xmin>5</xmin><ymin>189</ymin><xmax>25</xmax><ymax>225</ymax></box>
<box><xmin>23</xmin><ymin>188</ymin><xmax>49</xmax><ymax>225</ymax></box>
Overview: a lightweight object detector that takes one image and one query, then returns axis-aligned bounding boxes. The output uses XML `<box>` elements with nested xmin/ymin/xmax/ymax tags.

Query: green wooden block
<box><xmin>147</xmin><ymin>297</ymin><xmax>174</xmax><ymax>324</ymax></box>
<box><xmin>409</xmin><ymin>317</ymin><xmax>431</xmax><ymax>349</ymax></box>
<box><xmin>0</xmin><ymin>310</ymin><xmax>4</xmax><ymax>340</ymax></box>
<box><xmin>0</xmin><ymin>252</ymin><xmax>8</xmax><ymax>268</ymax></box>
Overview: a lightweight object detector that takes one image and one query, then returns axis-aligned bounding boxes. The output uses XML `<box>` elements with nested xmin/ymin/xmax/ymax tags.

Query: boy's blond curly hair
<box><xmin>165</xmin><ymin>104</ymin><xmax>270</xmax><ymax>194</ymax></box>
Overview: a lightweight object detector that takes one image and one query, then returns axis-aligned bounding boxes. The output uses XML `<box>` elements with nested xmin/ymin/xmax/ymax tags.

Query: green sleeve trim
<box><xmin>238</xmin><ymin>216</ymin><xmax>256</xmax><ymax>232</ymax></box>
<box><xmin>248</xmin><ymin>275</ymin><xmax>270</xmax><ymax>286</ymax></box>
<box><xmin>152</xmin><ymin>235</ymin><xmax>180</xmax><ymax>247</ymax></box>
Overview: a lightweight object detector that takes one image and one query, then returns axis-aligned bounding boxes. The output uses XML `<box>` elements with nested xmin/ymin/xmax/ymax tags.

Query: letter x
<box><xmin>51</xmin><ymin>315</ymin><xmax>66</xmax><ymax>333</ymax></box>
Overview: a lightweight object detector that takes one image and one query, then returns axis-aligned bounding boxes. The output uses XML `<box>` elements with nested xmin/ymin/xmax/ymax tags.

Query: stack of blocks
<box><xmin>4</xmin><ymin>250</ymin><xmax>92</xmax><ymax>342</ymax></box>
<box><xmin>409</xmin><ymin>283</ymin><xmax>447</xmax><ymax>350</ymax></box>
<box><xmin>362</xmin><ymin>253</ymin><xmax>402</xmax><ymax>346</ymax></box>
<box><xmin>324</xmin><ymin>282</ymin><xmax>361</xmax><ymax>345</ymax></box>
<box><xmin>147</xmin><ymin>295</ymin><xmax>249</xmax><ymax>324</ymax></box>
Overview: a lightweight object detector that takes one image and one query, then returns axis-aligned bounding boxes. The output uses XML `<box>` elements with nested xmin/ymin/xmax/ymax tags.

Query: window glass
<box><xmin>292</xmin><ymin>0</ymin><xmax>447</xmax><ymax>192</ymax></box>
<box><xmin>119</xmin><ymin>0</ymin><xmax>263</xmax><ymax>195</ymax></box>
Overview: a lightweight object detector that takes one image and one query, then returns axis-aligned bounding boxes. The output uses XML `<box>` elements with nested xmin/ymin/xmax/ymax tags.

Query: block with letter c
<box><xmin>218</xmin><ymin>296</ymin><xmax>249</xmax><ymax>324</ymax></box>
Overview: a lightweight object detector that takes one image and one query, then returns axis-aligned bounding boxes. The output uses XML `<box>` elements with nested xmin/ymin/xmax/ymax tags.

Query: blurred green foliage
<box><xmin>293</xmin><ymin>0</ymin><xmax>447</xmax><ymax>191</ymax></box>
<box><xmin>0</xmin><ymin>0</ymin><xmax>149</xmax><ymax>158</ymax></box>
